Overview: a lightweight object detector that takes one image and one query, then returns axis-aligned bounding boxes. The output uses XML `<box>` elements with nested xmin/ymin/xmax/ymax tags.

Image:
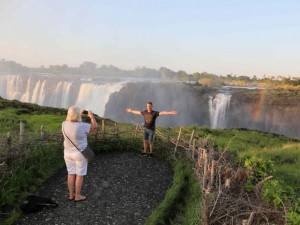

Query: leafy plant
<box><xmin>244</xmin><ymin>155</ymin><xmax>274</xmax><ymax>191</ymax></box>
<box><xmin>286</xmin><ymin>198</ymin><xmax>300</xmax><ymax>225</ymax></box>
<box><xmin>262</xmin><ymin>179</ymin><xmax>288</xmax><ymax>208</ymax></box>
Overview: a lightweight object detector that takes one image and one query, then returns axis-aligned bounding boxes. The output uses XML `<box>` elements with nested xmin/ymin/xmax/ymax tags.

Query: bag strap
<box><xmin>62</xmin><ymin>122</ymin><xmax>81</xmax><ymax>153</ymax></box>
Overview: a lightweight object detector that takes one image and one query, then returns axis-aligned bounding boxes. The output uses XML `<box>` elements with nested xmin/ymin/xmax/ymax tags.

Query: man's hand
<box><xmin>126</xmin><ymin>108</ymin><xmax>132</xmax><ymax>113</ymax></box>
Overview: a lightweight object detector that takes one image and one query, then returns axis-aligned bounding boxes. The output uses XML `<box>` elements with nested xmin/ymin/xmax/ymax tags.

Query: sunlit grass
<box><xmin>237</xmin><ymin>143</ymin><xmax>300</xmax><ymax>190</ymax></box>
<box><xmin>20</xmin><ymin>114</ymin><xmax>65</xmax><ymax>131</ymax></box>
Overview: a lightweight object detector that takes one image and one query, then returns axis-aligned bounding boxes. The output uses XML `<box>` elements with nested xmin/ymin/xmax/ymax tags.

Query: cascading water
<box><xmin>0</xmin><ymin>74</ymin><xmax>125</xmax><ymax>116</ymax></box>
<box><xmin>208</xmin><ymin>93</ymin><xmax>232</xmax><ymax>128</ymax></box>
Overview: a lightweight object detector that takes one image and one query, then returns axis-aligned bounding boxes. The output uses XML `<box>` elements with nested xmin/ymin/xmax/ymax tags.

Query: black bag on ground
<box><xmin>20</xmin><ymin>195</ymin><xmax>58</xmax><ymax>213</ymax></box>
<box><xmin>81</xmin><ymin>145</ymin><xmax>95</xmax><ymax>162</ymax></box>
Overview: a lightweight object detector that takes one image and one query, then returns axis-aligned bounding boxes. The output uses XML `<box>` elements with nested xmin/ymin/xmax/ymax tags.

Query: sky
<box><xmin>1</xmin><ymin>0</ymin><xmax>300</xmax><ymax>78</ymax></box>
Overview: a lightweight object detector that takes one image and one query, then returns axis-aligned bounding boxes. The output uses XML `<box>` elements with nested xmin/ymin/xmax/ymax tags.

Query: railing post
<box><xmin>174</xmin><ymin>127</ymin><xmax>182</xmax><ymax>155</ymax></box>
<box><xmin>102</xmin><ymin>119</ymin><xmax>105</xmax><ymax>139</ymax></box>
<box><xmin>167</xmin><ymin>127</ymin><xmax>171</xmax><ymax>143</ymax></box>
<box><xmin>114</xmin><ymin>123</ymin><xmax>119</xmax><ymax>140</ymax></box>
<box><xmin>202</xmin><ymin>149</ymin><xmax>208</xmax><ymax>190</ymax></box>
<box><xmin>134</xmin><ymin>125</ymin><xmax>139</xmax><ymax>139</ymax></box>
<box><xmin>40</xmin><ymin>125</ymin><xmax>46</xmax><ymax>139</ymax></box>
<box><xmin>188</xmin><ymin>130</ymin><xmax>195</xmax><ymax>158</ymax></box>
<box><xmin>210</xmin><ymin>160</ymin><xmax>215</xmax><ymax>188</ymax></box>
<box><xmin>192</xmin><ymin>139</ymin><xmax>196</xmax><ymax>161</ymax></box>
<box><xmin>19</xmin><ymin>121</ymin><xmax>25</xmax><ymax>144</ymax></box>
<box><xmin>114</xmin><ymin>123</ymin><xmax>118</xmax><ymax>131</ymax></box>
<box><xmin>6</xmin><ymin>132</ymin><xmax>11</xmax><ymax>146</ymax></box>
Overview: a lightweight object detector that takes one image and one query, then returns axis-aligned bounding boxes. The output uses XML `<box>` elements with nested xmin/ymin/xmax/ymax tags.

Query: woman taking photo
<box><xmin>62</xmin><ymin>106</ymin><xmax>98</xmax><ymax>202</ymax></box>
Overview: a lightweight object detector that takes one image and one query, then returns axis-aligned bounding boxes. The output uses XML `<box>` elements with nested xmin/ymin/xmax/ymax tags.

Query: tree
<box><xmin>159</xmin><ymin>67</ymin><xmax>176</xmax><ymax>80</ymax></box>
<box><xmin>79</xmin><ymin>61</ymin><xmax>97</xmax><ymax>75</ymax></box>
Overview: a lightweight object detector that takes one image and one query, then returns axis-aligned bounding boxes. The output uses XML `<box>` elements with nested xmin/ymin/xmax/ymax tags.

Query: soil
<box><xmin>15</xmin><ymin>152</ymin><xmax>173</xmax><ymax>225</ymax></box>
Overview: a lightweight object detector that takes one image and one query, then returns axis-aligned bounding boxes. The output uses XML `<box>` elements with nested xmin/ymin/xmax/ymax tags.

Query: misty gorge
<box><xmin>0</xmin><ymin>74</ymin><xmax>299</xmax><ymax>139</ymax></box>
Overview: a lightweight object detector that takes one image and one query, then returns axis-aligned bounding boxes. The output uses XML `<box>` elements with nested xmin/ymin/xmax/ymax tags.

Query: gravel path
<box><xmin>15</xmin><ymin>152</ymin><xmax>173</xmax><ymax>225</ymax></box>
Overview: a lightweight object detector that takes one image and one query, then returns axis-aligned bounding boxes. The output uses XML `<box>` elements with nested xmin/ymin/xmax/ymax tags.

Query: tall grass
<box><xmin>0</xmin><ymin>144</ymin><xmax>64</xmax><ymax>224</ymax></box>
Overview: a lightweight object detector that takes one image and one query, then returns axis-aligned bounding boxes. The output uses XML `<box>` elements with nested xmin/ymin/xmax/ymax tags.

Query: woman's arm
<box><xmin>88</xmin><ymin>111</ymin><xmax>98</xmax><ymax>132</ymax></box>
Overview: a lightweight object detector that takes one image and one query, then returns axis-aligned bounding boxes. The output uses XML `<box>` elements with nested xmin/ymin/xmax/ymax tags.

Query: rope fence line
<box><xmin>0</xmin><ymin>120</ymin><xmax>282</xmax><ymax>224</ymax></box>
<box><xmin>0</xmin><ymin>119</ymin><xmax>201</xmax><ymax>180</ymax></box>
<box><xmin>156</xmin><ymin>126</ymin><xmax>282</xmax><ymax>225</ymax></box>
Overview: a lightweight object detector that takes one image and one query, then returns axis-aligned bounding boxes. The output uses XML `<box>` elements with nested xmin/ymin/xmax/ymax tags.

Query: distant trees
<box><xmin>0</xmin><ymin>59</ymin><xmax>30</xmax><ymax>73</ymax></box>
<box><xmin>133</xmin><ymin>66</ymin><xmax>160</xmax><ymax>78</ymax></box>
<box><xmin>159</xmin><ymin>67</ymin><xmax>176</xmax><ymax>80</ymax></box>
<box><xmin>0</xmin><ymin>58</ymin><xmax>299</xmax><ymax>88</ymax></box>
<box><xmin>79</xmin><ymin>61</ymin><xmax>97</xmax><ymax>75</ymax></box>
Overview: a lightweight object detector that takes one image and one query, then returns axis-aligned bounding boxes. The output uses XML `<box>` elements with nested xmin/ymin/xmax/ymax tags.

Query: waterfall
<box><xmin>208</xmin><ymin>93</ymin><xmax>231</xmax><ymax>128</ymax></box>
<box><xmin>75</xmin><ymin>82</ymin><xmax>124</xmax><ymax>116</ymax></box>
<box><xmin>0</xmin><ymin>74</ymin><xmax>125</xmax><ymax>116</ymax></box>
<box><xmin>48</xmin><ymin>81</ymin><xmax>73</xmax><ymax>108</ymax></box>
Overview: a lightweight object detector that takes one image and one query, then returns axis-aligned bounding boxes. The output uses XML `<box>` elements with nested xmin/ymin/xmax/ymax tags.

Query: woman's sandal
<box><xmin>74</xmin><ymin>196</ymin><xmax>87</xmax><ymax>202</ymax></box>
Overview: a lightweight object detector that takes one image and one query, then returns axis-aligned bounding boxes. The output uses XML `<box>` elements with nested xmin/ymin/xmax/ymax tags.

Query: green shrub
<box><xmin>286</xmin><ymin>198</ymin><xmax>300</xmax><ymax>225</ymax></box>
<box><xmin>262</xmin><ymin>179</ymin><xmax>289</xmax><ymax>208</ymax></box>
<box><xmin>244</xmin><ymin>155</ymin><xmax>274</xmax><ymax>192</ymax></box>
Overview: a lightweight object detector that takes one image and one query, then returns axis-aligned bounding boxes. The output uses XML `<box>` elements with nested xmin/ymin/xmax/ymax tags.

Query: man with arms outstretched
<box><xmin>126</xmin><ymin>101</ymin><xmax>177</xmax><ymax>157</ymax></box>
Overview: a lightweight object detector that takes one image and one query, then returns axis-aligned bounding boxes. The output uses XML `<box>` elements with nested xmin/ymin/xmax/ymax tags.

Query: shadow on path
<box><xmin>16</xmin><ymin>152</ymin><xmax>173</xmax><ymax>225</ymax></box>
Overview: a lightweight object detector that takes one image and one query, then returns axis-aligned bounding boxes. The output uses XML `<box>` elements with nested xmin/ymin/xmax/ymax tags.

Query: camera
<box><xmin>82</xmin><ymin>110</ymin><xmax>88</xmax><ymax>115</ymax></box>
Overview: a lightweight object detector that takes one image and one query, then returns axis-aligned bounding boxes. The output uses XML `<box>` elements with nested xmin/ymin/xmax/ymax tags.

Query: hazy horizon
<box><xmin>1</xmin><ymin>0</ymin><xmax>300</xmax><ymax>78</ymax></box>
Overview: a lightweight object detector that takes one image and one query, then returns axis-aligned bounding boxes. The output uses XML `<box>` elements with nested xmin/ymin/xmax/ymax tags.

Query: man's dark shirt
<box><xmin>141</xmin><ymin>110</ymin><xmax>160</xmax><ymax>130</ymax></box>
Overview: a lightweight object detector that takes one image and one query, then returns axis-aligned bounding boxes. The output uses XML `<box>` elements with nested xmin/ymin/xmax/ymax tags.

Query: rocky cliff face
<box><xmin>228</xmin><ymin>90</ymin><xmax>300</xmax><ymax>139</ymax></box>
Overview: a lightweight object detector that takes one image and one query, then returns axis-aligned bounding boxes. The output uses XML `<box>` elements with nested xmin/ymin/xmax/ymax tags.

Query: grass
<box><xmin>0</xmin><ymin>107</ymin><xmax>66</xmax><ymax>138</ymax></box>
<box><xmin>145</xmin><ymin>157</ymin><xmax>202</xmax><ymax>225</ymax></box>
<box><xmin>0</xmin><ymin>144</ymin><xmax>65</xmax><ymax>225</ymax></box>
<box><xmin>238</xmin><ymin>142</ymin><xmax>300</xmax><ymax>192</ymax></box>
<box><xmin>20</xmin><ymin>114</ymin><xmax>66</xmax><ymax>131</ymax></box>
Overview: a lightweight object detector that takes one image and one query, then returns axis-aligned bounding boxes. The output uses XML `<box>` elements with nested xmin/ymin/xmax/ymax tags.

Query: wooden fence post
<box><xmin>210</xmin><ymin>160</ymin><xmax>215</xmax><ymax>188</ymax></box>
<box><xmin>19</xmin><ymin>121</ymin><xmax>25</xmax><ymax>144</ymax></box>
<box><xmin>134</xmin><ymin>125</ymin><xmax>139</xmax><ymax>139</ymax></box>
<box><xmin>197</xmin><ymin>147</ymin><xmax>202</xmax><ymax>169</ymax></box>
<box><xmin>102</xmin><ymin>119</ymin><xmax>105</xmax><ymax>139</ymax></box>
<box><xmin>114</xmin><ymin>123</ymin><xmax>119</xmax><ymax>140</ymax></box>
<box><xmin>6</xmin><ymin>132</ymin><xmax>11</xmax><ymax>146</ymax></box>
<box><xmin>192</xmin><ymin>139</ymin><xmax>196</xmax><ymax>161</ymax></box>
<box><xmin>203</xmin><ymin>193</ymin><xmax>209</xmax><ymax>225</ymax></box>
<box><xmin>189</xmin><ymin>130</ymin><xmax>195</xmax><ymax>158</ymax></box>
<box><xmin>202</xmin><ymin>149</ymin><xmax>208</xmax><ymax>190</ymax></box>
<box><xmin>40</xmin><ymin>125</ymin><xmax>45</xmax><ymax>139</ymax></box>
<box><xmin>174</xmin><ymin>127</ymin><xmax>182</xmax><ymax>155</ymax></box>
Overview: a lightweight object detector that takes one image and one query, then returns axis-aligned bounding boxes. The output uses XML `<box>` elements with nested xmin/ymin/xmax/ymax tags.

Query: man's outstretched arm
<box><xmin>126</xmin><ymin>108</ymin><xmax>141</xmax><ymax>115</ymax></box>
<box><xmin>159</xmin><ymin>110</ymin><xmax>177</xmax><ymax>116</ymax></box>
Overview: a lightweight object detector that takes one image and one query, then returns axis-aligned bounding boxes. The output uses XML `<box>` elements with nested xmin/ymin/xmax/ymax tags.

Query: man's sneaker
<box><xmin>142</xmin><ymin>153</ymin><xmax>147</xmax><ymax>157</ymax></box>
<box><xmin>148</xmin><ymin>153</ymin><xmax>153</xmax><ymax>157</ymax></box>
